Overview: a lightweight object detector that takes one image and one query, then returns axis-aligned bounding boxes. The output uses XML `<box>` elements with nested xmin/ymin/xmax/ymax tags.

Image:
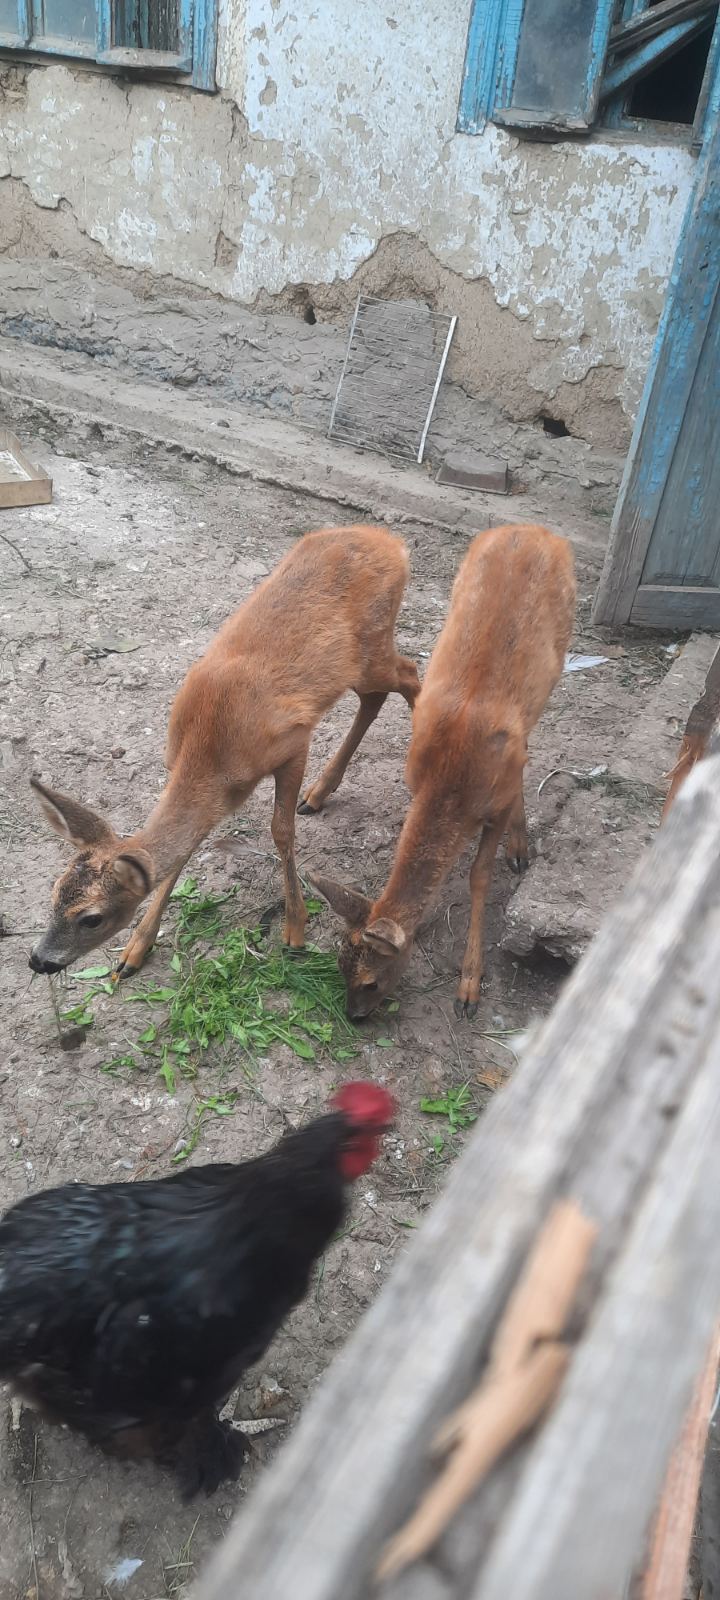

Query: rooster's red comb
<box><xmin>330</xmin><ymin>1081</ymin><xmax>395</xmax><ymax>1127</ymax></box>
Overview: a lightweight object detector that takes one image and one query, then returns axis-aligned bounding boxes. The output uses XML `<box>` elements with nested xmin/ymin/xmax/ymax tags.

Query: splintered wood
<box><xmin>376</xmin><ymin>1202</ymin><xmax>597</xmax><ymax>1582</ymax></box>
<box><xmin>638</xmin><ymin>1326</ymin><xmax>720</xmax><ymax>1600</ymax></box>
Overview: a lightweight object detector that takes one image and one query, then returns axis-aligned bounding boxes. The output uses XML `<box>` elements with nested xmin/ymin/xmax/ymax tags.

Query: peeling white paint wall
<box><xmin>0</xmin><ymin>0</ymin><xmax>697</xmax><ymax>437</ymax></box>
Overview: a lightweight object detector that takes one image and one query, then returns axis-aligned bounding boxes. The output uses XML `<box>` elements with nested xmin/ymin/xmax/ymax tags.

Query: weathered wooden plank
<box><xmin>630</xmin><ymin>584</ymin><xmax>720</xmax><ymax>630</ymax></box>
<box><xmin>592</xmin><ymin>73</ymin><xmax>720</xmax><ymax>626</ymax></box>
<box><xmin>609</xmin><ymin>0</ymin><xmax>716</xmax><ymax>52</ymax></box>
<box><xmin>194</xmin><ymin>751</ymin><xmax>720</xmax><ymax>1600</ymax></box>
<box><xmin>693</xmin><ymin>15</ymin><xmax>720</xmax><ymax>149</ymax></box>
<box><xmin>646</xmin><ymin>296</ymin><xmax>720</xmax><ymax>589</ymax></box>
<box><xmin>475</xmin><ymin>996</ymin><xmax>720</xmax><ymax>1600</ymax></box>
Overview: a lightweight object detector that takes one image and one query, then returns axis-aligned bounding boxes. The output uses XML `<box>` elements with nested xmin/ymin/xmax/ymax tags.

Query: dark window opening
<box><xmin>628</xmin><ymin>9</ymin><xmax>718</xmax><ymax>124</ymax></box>
<box><xmin>113</xmin><ymin>0</ymin><xmax>179</xmax><ymax>52</ymax></box>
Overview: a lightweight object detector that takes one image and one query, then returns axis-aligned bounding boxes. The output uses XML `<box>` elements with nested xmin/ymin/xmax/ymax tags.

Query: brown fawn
<box><xmin>29</xmin><ymin>526</ymin><xmax>420</xmax><ymax>981</ymax></box>
<box><xmin>312</xmin><ymin>523</ymin><xmax>576</xmax><ymax>1020</ymax></box>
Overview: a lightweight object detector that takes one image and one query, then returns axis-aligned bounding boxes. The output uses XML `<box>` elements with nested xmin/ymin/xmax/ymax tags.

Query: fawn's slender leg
<box><xmin>505</xmin><ymin>780</ymin><xmax>529</xmax><ymax>874</ymax></box>
<box><xmin>273</xmin><ymin>749</ymin><xmax>310</xmax><ymax>947</ymax></box>
<box><xmin>298</xmin><ymin>654</ymin><xmax>420</xmax><ymax>816</ymax></box>
<box><xmin>455</xmin><ymin>808</ymin><xmax>511</xmax><ymax>1021</ymax></box>
<box><xmin>113</xmin><ymin>868</ymin><xmax>184</xmax><ymax>982</ymax></box>
<box><xmin>298</xmin><ymin>693</ymin><xmax>387</xmax><ymax>814</ymax></box>
<box><xmin>394</xmin><ymin>654</ymin><xmax>421</xmax><ymax>710</ymax></box>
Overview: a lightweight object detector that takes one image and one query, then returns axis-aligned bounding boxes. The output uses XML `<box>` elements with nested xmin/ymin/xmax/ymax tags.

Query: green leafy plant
<box><xmin>419</xmin><ymin>1083</ymin><xmax>478</xmax><ymax>1136</ymax></box>
<box><xmin>173</xmin><ymin>1094</ymin><xmax>240</xmax><ymax>1163</ymax></box>
<box><xmin>60</xmin><ymin>1001</ymin><xmax>95</xmax><ymax>1029</ymax></box>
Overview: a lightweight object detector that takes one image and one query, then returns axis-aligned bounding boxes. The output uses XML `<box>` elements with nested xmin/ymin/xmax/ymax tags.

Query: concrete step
<box><xmin>0</xmin><ymin>337</ymin><xmax>607</xmax><ymax>556</ymax></box>
<box><xmin>503</xmin><ymin>633</ymin><xmax>720</xmax><ymax>964</ymax></box>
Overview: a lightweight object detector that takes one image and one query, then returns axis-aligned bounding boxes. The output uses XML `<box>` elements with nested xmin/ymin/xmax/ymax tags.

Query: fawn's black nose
<box><xmin>28</xmin><ymin>948</ymin><xmax>65</xmax><ymax>975</ymax></box>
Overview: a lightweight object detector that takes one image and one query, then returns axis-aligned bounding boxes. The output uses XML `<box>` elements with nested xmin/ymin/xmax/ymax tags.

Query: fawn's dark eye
<box><xmin>363</xmin><ymin>980</ymin><xmax>378</xmax><ymax>992</ymax></box>
<box><xmin>78</xmin><ymin>912</ymin><xmax>103</xmax><ymax>929</ymax></box>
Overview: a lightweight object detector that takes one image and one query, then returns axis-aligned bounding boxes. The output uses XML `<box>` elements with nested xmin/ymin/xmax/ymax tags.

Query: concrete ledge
<box><xmin>613</xmin><ymin>632</ymin><xmax>720</xmax><ymax>786</ymax></box>
<box><xmin>504</xmin><ymin>633</ymin><xmax>720</xmax><ymax>964</ymax></box>
<box><xmin>0</xmin><ymin>339</ymin><xmax>606</xmax><ymax>553</ymax></box>
<box><xmin>503</xmin><ymin>779</ymin><xmax>662</xmax><ymax>965</ymax></box>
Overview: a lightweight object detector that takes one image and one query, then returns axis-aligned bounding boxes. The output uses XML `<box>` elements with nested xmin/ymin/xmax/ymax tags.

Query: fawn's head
<box><xmin>28</xmin><ymin>779</ymin><xmax>153</xmax><ymax>974</ymax></box>
<box><xmin>309</xmin><ymin>872</ymin><xmax>411</xmax><ymax>1020</ymax></box>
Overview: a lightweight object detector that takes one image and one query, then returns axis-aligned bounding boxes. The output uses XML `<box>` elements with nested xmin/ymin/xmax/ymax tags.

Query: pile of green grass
<box><xmin>60</xmin><ymin>879</ymin><xmax>401</xmax><ymax>1160</ymax></box>
<box><xmin>131</xmin><ymin>925</ymin><xmax>357</xmax><ymax>1066</ymax></box>
<box><xmin>99</xmin><ymin>879</ymin><xmax>360</xmax><ymax>1096</ymax></box>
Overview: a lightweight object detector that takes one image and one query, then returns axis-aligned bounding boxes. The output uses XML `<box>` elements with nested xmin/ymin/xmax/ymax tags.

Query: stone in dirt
<box><xmin>436</xmin><ymin>449</ymin><xmax>510</xmax><ymax>495</ymax></box>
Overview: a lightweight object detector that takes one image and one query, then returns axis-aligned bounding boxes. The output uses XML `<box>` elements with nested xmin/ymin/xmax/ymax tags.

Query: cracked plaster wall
<box><xmin>0</xmin><ymin>0</ymin><xmax>696</xmax><ymax>443</ymax></box>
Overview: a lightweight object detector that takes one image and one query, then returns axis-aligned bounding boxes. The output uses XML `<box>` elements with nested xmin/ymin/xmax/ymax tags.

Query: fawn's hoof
<box><xmin>111</xmin><ymin>960</ymin><xmax>140</xmax><ymax>986</ymax></box>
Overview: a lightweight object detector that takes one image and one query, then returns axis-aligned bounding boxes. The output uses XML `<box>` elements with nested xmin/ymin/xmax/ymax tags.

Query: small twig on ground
<box><xmin>163</xmin><ymin>1514</ymin><xmax>202</xmax><ymax>1598</ymax></box>
<box><xmin>22</xmin><ymin>1476</ymin><xmax>88</xmax><ymax>1487</ymax></box>
<box><xmin>415</xmin><ymin>940</ymin><xmax>440</xmax><ymax>975</ymax></box>
<box><xmin>0</xmin><ymin>529</ymin><xmax>32</xmax><ymax>573</ymax></box>
<box><xmin>28</xmin><ymin>1431</ymin><xmax>40</xmax><ymax>1600</ymax></box>
<box><xmin>473</xmin><ymin>1029</ymin><xmax>522</xmax><ymax>1063</ymax></box>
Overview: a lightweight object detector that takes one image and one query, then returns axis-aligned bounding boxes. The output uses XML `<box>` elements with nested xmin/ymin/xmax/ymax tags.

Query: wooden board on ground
<box><xmin>195</xmin><ymin>742</ymin><xmax>720</xmax><ymax>1600</ymax></box>
<box><xmin>0</xmin><ymin>427</ymin><xmax>52</xmax><ymax>508</ymax></box>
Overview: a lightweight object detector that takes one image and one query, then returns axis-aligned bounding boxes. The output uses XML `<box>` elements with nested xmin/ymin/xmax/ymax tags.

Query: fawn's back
<box><xmin>168</xmin><ymin>525</ymin><xmax>410</xmax><ymax>773</ymax></box>
<box><xmin>409</xmin><ymin>524</ymin><xmax>575</xmax><ymax>788</ymax></box>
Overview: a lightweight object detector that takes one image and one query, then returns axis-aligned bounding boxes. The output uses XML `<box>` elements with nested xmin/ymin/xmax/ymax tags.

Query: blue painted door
<box><xmin>593</xmin><ymin>49</ymin><xmax>720</xmax><ymax>629</ymax></box>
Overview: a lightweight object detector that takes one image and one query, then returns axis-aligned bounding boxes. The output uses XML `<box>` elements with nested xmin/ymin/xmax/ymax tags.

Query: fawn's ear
<box><xmin>112</xmin><ymin>850</ymin><xmax>154</xmax><ymax>898</ymax></box>
<box><xmin>308</xmin><ymin>871</ymin><xmax>372</xmax><ymax>930</ymax></box>
<box><xmin>31</xmin><ymin>778</ymin><xmax>118</xmax><ymax>849</ymax></box>
<box><xmin>362</xmin><ymin>917</ymin><xmax>406</xmax><ymax>955</ymax></box>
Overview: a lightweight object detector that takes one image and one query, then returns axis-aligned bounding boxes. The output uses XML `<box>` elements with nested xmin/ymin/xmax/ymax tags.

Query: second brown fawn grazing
<box><xmin>29</xmin><ymin>526</ymin><xmax>420</xmax><ymax>981</ymax></box>
<box><xmin>313</xmin><ymin>523</ymin><xmax>576</xmax><ymax>1019</ymax></box>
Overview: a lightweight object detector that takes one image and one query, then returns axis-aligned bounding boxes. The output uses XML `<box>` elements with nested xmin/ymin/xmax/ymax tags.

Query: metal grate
<box><xmin>328</xmin><ymin>296</ymin><xmax>457</xmax><ymax>465</ymax></box>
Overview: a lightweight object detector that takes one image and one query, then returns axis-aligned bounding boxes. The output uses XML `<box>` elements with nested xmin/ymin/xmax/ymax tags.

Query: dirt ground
<box><xmin>0</xmin><ymin>420</ymin><xmax>672</xmax><ymax>1599</ymax></box>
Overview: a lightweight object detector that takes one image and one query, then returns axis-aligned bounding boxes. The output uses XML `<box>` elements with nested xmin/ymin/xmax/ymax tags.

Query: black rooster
<box><xmin>0</xmin><ymin>1081</ymin><xmax>394</xmax><ymax>1496</ymax></box>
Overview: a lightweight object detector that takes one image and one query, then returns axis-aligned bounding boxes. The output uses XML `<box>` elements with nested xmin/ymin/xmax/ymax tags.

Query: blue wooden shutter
<box><xmin>493</xmin><ymin>0</ymin><xmax>616</xmax><ymax>132</ymax></box>
<box><xmin>458</xmin><ymin>0</ymin><xmax>523</xmax><ymax>135</ymax></box>
<box><xmin>0</xmin><ymin>0</ymin><xmax>30</xmax><ymax>46</ymax></box>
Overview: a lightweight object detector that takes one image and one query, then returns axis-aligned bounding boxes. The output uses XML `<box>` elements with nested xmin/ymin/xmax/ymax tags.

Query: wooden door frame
<box><xmin>592</xmin><ymin>32</ymin><xmax>720</xmax><ymax>628</ymax></box>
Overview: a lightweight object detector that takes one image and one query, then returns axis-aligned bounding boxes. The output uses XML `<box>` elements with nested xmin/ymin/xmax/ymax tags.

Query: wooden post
<box><xmin>194</xmin><ymin>751</ymin><xmax>720</xmax><ymax>1600</ymax></box>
